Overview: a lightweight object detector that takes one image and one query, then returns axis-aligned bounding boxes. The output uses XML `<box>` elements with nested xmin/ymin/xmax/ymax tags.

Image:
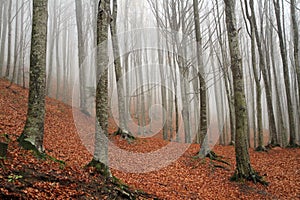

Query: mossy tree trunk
<box><xmin>91</xmin><ymin>0</ymin><xmax>111</xmax><ymax>177</ymax></box>
<box><xmin>18</xmin><ymin>0</ymin><xmax>48</xmax><ymax>153</ymax></box>
<box><xmin>224</xmin><ymin>0</ymin><xmax>266</xmax><ymax>184</ymax></box>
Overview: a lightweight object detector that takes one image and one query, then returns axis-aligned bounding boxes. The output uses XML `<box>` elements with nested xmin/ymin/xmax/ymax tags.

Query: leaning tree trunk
<box><xmin>224</xmin><ymin>0</ymin><xmax>266</xmax><ymax>184</ymax></box>
<box><xmin>18</xmin><ymin>0</ymin><xmax>48</xmax><ymax>153</ymax></box>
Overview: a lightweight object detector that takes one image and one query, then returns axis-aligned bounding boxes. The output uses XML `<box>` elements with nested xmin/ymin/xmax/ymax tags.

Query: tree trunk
<box><xmin>193</xmin><ymin>0</ymin><xmax>207</xmax><ymax>150</ymax></box>
<box><xmin>0</xmin><ymin>1</ymin><xmax>8</xmax><ymax>77</ymax></box>
<box><xmin>75</xmin><ymin>0</ymin><xmax>88</xmax><ymax>114</ymax></box>
<box><xmin>247</xmin><ymin>0</ymin><xmax>278</xmax><ymax>146</ymax></box>
<box><xmin>5</xmin><ymin>0</ymin><xmax>12</xmax><ymax>78</ymax></box>
<box><xmin>110</xmin><ymin>0</ymin><xmax>129</xmax><ymax>135</ymax></box>
<box><xmin>273</xmin><ymin>0</ymin><xmax>297</xmax><ymax>146</ymax></box>
<box><xmin>18</xmin><ymin>0</ymin><xmax>48</xmax><ymax>153</ymax></box>
<box><xmin>92</xmin><ymin>0</ymin><xmax>111</xmax><ymax>177</ymax></box>
<box><xmin>225</xmin><ymin>0</ymin><xmax>264</xmax><ymax>183</ymax></box>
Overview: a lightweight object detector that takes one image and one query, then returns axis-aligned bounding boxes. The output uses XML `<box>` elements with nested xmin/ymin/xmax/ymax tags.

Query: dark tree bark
<box><xmin>193</xmin><ymin>0</ymin><xmax>208</xmax><ymax>154</ymax></box>
<box><xmin>224</xmin><ymin>0</ymin><xmax>267</xmax><ymax>184</ymax></box>
<box><xmin>18</xmin><ymin>0</ymin><xmax>48</xmax><ymax>153</ymax></box>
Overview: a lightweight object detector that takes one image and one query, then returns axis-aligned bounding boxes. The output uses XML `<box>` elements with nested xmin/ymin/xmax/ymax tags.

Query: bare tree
<box><xmin>75</xmin><ymin>0</ymin><xmax>88</xmax><ymax>114</ymax></box>
<box><xmin>273</xmin><ymin>0</ymin><xmax>297</xmax><ymax>147</ymax></box>
<box><xmin>18</xmin><ymin>0</ymin><xmax>48</xmax><ymax>153</ymax></box>
<box><xmin>224</xmin><ymin>0</ymin><xmax>267</xmax><ymax>184</ymax></box>
<box><xmin>88</xmin><ymin>0</ymin><xmax>111</xmax><ymax>177</ymax></box>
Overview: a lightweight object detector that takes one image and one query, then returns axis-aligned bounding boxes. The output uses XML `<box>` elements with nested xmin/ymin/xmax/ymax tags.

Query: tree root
<box><xmin>230</xmin><ymin>170</ymin><xmax>269</xmax><ymax>186</ymax></box>
<box><xmin>206</xmin><ymin>151</ymin><xmax>231</xmax><ymax>166</ymax></box>
<box><xmin>194</xmin><ymin>150</ymin><xmax>231</xmax><ymax>170</ymax></box>
<box><xmin>255</xmin><ymin>146</ymin><xmax>268</xmax><ymax>152</ymax></box>
<box><xmin>86</xmin><ymin>159</ymin><xmax>111</xmax><ymax>178</ymax></box>
<box><xmin>114</xmin><ymin>128</ymin><xmax>135</xmax><ymax>142</ymax></box>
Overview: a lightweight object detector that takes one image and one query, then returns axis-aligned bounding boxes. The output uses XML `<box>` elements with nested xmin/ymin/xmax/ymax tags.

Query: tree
<box><xmin>110</xmin><ymin>0</ymin><xmax>133</xmax><ymax>139</ymax></box>
<box><xmin>193</xmin><ymin>0</ymin><xmax>207</xmax><ymax>151</ymax></box>
<box><xmin>88</xmin><ymin>0</ymin><xmax>111</xmax><ymax>177</ymax></box>
<box><xmin>224</xmin><ymin>0</ymin><xmax>267</xmax><ymax>184</ymax></box>
<box><xmin>273</xmin><ymin>0</ymin><xmax>297</xmax><ymax>147</ymax></box>
<box><xmin>75</xmin><ymin>0</ymin><xmax>88</xmax><ymax>115</ymax></box>
<box><xmin>18</xmin><ymin>0</ymin><xmax>48</xmax><ymax>153</ymax></box>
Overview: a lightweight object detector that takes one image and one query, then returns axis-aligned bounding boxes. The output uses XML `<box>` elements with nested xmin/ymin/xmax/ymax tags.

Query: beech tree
<box><xmin>88</xmin><ymin>0</ymin><xmax>111</xmax><ymax>177</ymax></box>
<box><xmin>224</xmin><ymin>0</ymin><xmax>266</xmax><ymax>184</ymax></box>
<box><xmin>18</xmin><ymin>0</ymin><xmax>48</xmax><ymax>153</ymax></box>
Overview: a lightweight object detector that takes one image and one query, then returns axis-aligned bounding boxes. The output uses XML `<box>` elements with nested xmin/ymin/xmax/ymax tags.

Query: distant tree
<box><xmin>75</xmin><ymin>0</ymin><xmax>88</xmax><ymax>115</ymax></box>
<box><xmin>224</xmin><ymin>0</ymin><xmax>267</xmax><ymax>184</ymax></box>
<box><xmin>273</xmin><ymin>0</ymin><xmax>297</xmax><ymax>147</ymax></box>
<box><xmin>18</xmin><ymin>0</ymin><xmax>48</xmax><ymax>153</ymax></box>
<box><xmin>110</xmin><ymin>0</ymin><xmax>133</xmax><ymax>139</ymax></box>
<box><xmin>0</xmin><ymin>0</ymin><xmax>8</xmax><ymax>77</ymax></box>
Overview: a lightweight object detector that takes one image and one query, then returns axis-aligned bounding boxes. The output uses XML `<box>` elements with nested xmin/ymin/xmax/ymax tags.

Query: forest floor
<box><xmin>0</xmin><ymin>78</ymin><xmax>299</xmax><ymax>199</ymax></box>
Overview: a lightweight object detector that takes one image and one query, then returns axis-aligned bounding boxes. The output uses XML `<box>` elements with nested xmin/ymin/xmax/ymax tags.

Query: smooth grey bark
<box><xmin>9</xmin><ymin>0</ymin><xmax>20</xmax><ymax>85</ymax></box>
<box><xmin>110</xmin><ymin>0</ymin><xmax>129</xmax><ymax>135</ymax></box>
<box><xmin>193</xmin><ymin>0</ymin><xmax>207</xmax><ymax>149</ymax></box>
<box><xmin>0</xmin><ymin>0</ymin><xmax>8</xmax><ymax>77</ymax></box>
<box><xmin>246</xmin><ymin>0</ymin><xmax>278</xmax><ymax>146</ymax></box>
<box><xmin>18</xmin><ymin>0</ymin><xmax>48</xmax><ymax>153</ymax></box>
<box><xmin>92</xmin><ymin>0</ymin><xmax>111</xmax><ymax>176</ymax></box>
<box><xmin>243</xmin><ymin>0</ymin><xmax>264</xmax><ymax>149</ymax></box>
<box><xmin>75</xmin><ymin>0</ymin><xmax>88</xmax><ymax>114</ymax></box>
<box><xmin>5</xmin><ymin>0</ymin><xmax>12</xmax><ymax>78</ymax></box>
<box><xmin>46</xmin><ymin>0</ymin><xmax>58</xmax><ymax>96</ymax></box>
<box><xmin>273</xmin><ymin>0</ymin><xmax>297</xmax><ymax>146</ymax></box>
<box><xmin>17</xmin><ymin>2</ymin><xmax>25</xmax><ymax>85</ymax></box>
<box><xmin>290</xmin><ymin>0</ymin><xmax>300</xmax><ymax>112</ymax></box>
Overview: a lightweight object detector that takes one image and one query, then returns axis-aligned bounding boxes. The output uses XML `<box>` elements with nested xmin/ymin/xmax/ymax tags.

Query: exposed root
<box><xmin>230</xmin><ymin>170</ymin><xmax>269</xmax><ymax>186</ymax></box>
<box><xmin>194</xmin><ymin>150</ymin><xmax>231</xmax><ymax>170</ymax></box>
<box><xmin>255</xmin><ymin>146</ymin><xmax>268</xmax><ymax>152</ymax></box>
<box><xmin>114</xmin><ymin>128</ymin><xmax>135</xmax><ymax>142</ymax></box>
<box><xmin>206</xmin><ymin>151</ymin><xmax>231</xmax><ymax>166</ymax></box>
<box><xmin>265</xmin><ymin>143</ymin><xmax>281</xmax><ymax>150</ymax></box>
<box><xmin>86</xmin><ymin>159</ymin><xmax>111</xmax><ymax>178</ymax></box>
